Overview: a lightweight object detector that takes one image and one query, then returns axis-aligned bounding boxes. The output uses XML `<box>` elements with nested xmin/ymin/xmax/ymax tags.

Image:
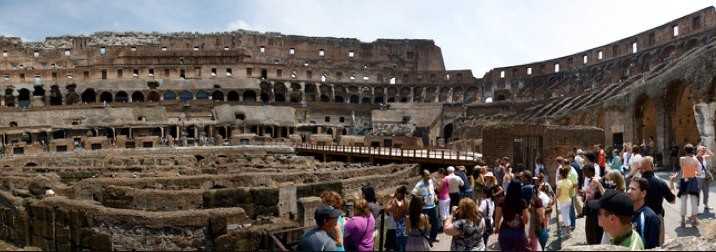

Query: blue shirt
<box><xmin>412</xmin><ymin>179</ymin><xmax>436</xmax><ymax>209</ymax></box>
<box><xmin>632</xmin><ymin>204</ymin><xmax>660</xmax><ymax>249</ymax></box>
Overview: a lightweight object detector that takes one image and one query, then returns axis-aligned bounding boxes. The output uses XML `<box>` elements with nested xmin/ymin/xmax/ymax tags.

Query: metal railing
<box><xmin>297</xmin><ymin>144</ymin><xmax>480</xmax><ymax>161</ymax></box>
<box><xmin>269</xmin><ymin>208</ymin><xmax>388</xmax><ymax>252</ymax></box>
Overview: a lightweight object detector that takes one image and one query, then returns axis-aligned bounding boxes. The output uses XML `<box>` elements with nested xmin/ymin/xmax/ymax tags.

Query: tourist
<box><xmin>437</xmin><ymin>168</ymin><xmax>451</xmax><ymax>222</ymax></box>
<box><xmin>640</xmin><ymin>156</ymin><xmax>675</xmax><ymax>246</ymax></box>
<box><xmin>360</xmin><ymin>185</ymin><xmax>380</xmax><ymax>239</ymax></box>
<box><xmin>590</xmin><ymin>189</ymin><xmax>644</xmax><ymax>250</ymax></box>
<box><xmin>495</xmin><ymin>180</ymin><xmax>529</xmax><ymax>251</ymax></box>
<box><xmin>611</xmin><ymin>148</ymin><xmax>623</xmax><ymax>174</ymax></box>
<box><xmin>696</xmin><ymin>145</ymin><xmax>714</xmax><ymax>213</ymax></box>
<box><xmin>596</xmin><ymin>144</ymin><xmax>607</xmax><ymax>176</ymax></box>
<box><xmin>385</xmin><ymin>185</ymin><xmax>409</xmax><ymax>251</ymax></box>
<box><xmin>344</xmin><ymin>198</ymin><xmax>376</xmax><ymax>251</ymax></box>
<box><xmin>320</xmin><ymin>191</ymin><xmax>346</xmax><ymax>250</ymax></box>
<box><xmin>447</xmin><ymin>166</ymin><xmax>464</xmax><ymax>209</ymax></box>
<box><xmin>555</xmin><ymin>166</ymin><xmax>573</xmax><ymax>239</ymax></box>
<box><xmin>570</xmin><ymin>152</ymin><xmax>584</xmax><ymax>190</ymax></box>
<box><xmin>458</xmin><ymin>166</ymin><xmax>473</xmax><ymax>200</ymax></box>
<box><xmin>575</xmin><ymin>149</ymin><xmax>585</xmax><ymax>169</ymax></box>
<box><xmin>529</xmin><ymin>176</ymin><xmax>548</xmax><ymax>250</ymax></box>
<box><xmin>411</xmin><ymin>169</ymin><xmax>439</xmax><ymax>242</ymax></box>
<box><xmin>627</xmin><ymin>178</ymin><xmax>660</xmax><ymax>249</ymax></box>
<box><xmin>503</xmin><ymin>157</ymin><xmax>513</xmax><ymax>175</ymax></box>
<box><xmin>623</xmin><ymin>142</ymin><xmax>634</xmax><ymax>175</ymax></box>
<box><xmin>626</xmin><ymin>145</ymin><xmax>644</xmax><ymax>180</ymax></box>
<box><xmin>534</xmin><ymin>157</ymin><xmax>547</xmax><ymax>185</ymax></box>
<box><xmin>670</xmin><ymin>142</ymin><xmax>679</xmax><ymax>172</ymax></box>
<box><xmin>483</xmin><ymin>172</ymin><xmax>504</xmax><ymax>207</ymax></box>
<box><xmin>566</xmin><ymin>156</ymin><xmax>579</xmax><ymax>230</ymax></box>
<box><xmin>405</xmin><ymin>196</ymin><xmax>432</xmax><ymax>251</ymax></box>
<box><xmin>676</xmin><ymin>144</ymin><xmax>700</xmax><ymax>226</ymax></box>
<box><xmin>581</xmin><ymin>162</ymin><xmax>604</xmax><ymax>245</ymax></box>
<box><xmin>536</xmin><ymin>173</ymin><xmax>554</xmax><ymax>233</ymax></box>
<box><xmin>494</xmin><ymin>159</ymin><xmax>505</xmax><ymax>188</ymax></box>
<box><xmin>478</xmin><ymin>175</ymin><xmax>496</xmax><ymax>246</ymax></box>
<box><xmin>444</xmin><ymin>198</ymin><xmax>486</xmax><ymax>251</ymax></box>
<box><xmin>298</xmin><ymin>205</ymin><xmax>342</xmax><ymax>251</ymax></box>
<box><xmin>554</xmin><ymin>156</ymin><xmax>565</xmax><ymax>187</ymax></box>
<box><xmin>473</xmin><ymin>165</ymin><xmax>486</xmax><ymax>201</ymax></box>
<box><xmin>519</xmin><ymin>170</ymin><xmax>534</xmax><ymax>205</ymax></box>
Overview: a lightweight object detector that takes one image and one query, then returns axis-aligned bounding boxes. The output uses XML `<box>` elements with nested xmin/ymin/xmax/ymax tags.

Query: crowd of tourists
<box><xmin>298</xmin><ymin>143</ymin><xmax>714</xmax><ymax>251</ymax></box>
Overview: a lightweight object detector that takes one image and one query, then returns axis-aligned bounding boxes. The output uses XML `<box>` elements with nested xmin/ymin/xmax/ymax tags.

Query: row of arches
<box><xmin>4</xmin><ymin>87</ymin><xmax>262</xmax><ymax>105</ymax></box>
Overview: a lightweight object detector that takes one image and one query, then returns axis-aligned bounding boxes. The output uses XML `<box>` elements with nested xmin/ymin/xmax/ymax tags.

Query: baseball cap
<box><xmin>587</xmin><ymin>189</ymin><xmax>633</xmax><ymax>216</ymax></box>
<box><xmin>314</xmin><ymin>205</ymin><xmax>343</xmax><ymax>226</ymax></box>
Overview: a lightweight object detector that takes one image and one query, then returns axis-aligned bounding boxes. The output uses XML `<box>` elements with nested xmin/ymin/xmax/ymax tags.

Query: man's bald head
<box><xmin>641</xmin><ymin>156</ymin><xmax>654</xmax><ymax>172</ymax></box>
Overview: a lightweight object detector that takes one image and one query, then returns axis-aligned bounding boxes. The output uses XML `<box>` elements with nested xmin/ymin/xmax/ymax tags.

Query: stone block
<box><xmin>297</xmin><ymin>197</ymin><xmax>322</xmax><ymax>227</ymax></box>
<box><xmin>278</xmin><ymin>183</ymin><xmax>297</xmax><ymax>219</ymax></box>
<box><xmin>80</xmin><ymin>228</ymin><xmax>111</xmax><ymax>251</ymax></box>
<box><xmin>296</xmin><ymin>181</ymin><xmax>343</xmax><ymax>199</ymax></box>
<box><xmin>250</xmin><ymin>188</ymin><xmax>279</xmax><ymax>206</ymax></box>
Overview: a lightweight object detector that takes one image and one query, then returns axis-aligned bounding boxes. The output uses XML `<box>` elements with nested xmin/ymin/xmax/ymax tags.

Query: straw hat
<box><xmin>484</xmin><ymin>172</ymin><xmax>496</xmax><ymax>180</ymax></box>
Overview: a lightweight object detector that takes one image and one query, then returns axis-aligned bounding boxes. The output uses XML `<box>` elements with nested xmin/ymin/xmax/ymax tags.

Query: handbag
<box><xmin>706</xmin><ymin>170</ymin><xmax>714</xmax><ymax>184</ymax></box>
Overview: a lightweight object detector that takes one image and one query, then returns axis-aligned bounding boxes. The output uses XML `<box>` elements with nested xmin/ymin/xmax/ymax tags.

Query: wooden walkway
<box><xmin>295</xmin><ymin>144</ymin><xmax>480</xmax><ymax>167</ymax></box>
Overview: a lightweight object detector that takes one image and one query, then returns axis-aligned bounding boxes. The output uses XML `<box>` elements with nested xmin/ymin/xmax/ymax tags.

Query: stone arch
<box><xmin>659</xmin><ymin>45</ymin><xmax>676</xmax><ymax>61</ymax></box>
<box><xmin>374</xmin><ymin>96</ymin><xmax>384</xmax><ymax>104</ymax></box>
<box><xmin>320</xmin><ymin>95</ymin><xmax>330</xmax><ymax>102</ymax></box>
<box><xmin>439</xmin><ymin>87</ymin><xmax>450</xmax><ymax>102</ymax></box>
<box><xmin>399</xmin><ymin>87</ymin><xmax>411</xmax><ymax>102</ymax></box>
<box><xmin>426</xmin><ymin>87</ymin><xmax>437</xmax><ymax>102</ymax></box>
<box><xmin>274</xmin><ymin>83</ymin><xmax>286</xmax><ymax>102</ymax></box>
<box><xmin>683</xmin><ymin>38</ymin><xmax>700</xmax><ymax>53</ymax></box>
<box><xmin>100</xmin><ymin>91</ymin><xmax>113</xmax><ymax>103</ymax></box>
<box><xmin>227</xmin><ymin>90</ymin><xmax>239</xmax><ymax>101</ymax></box>
<box><xmin>413</xmin><ymin>87</ymin><xmax>423</xmax><ymax>103</ymax></box>
<box><xmin>115</xmin><ymin>91</ymin><xmax>129</xmax><ymax>103</ymax></box>
<box><xmin>665</xmin><ymin>80</ymin><xmax>699</xmax><ymax>147</ymax></box>
<box><xmin>179</xmin><ymin>90</ymin><xmax>193</xmax><ymax>102</ymax></box>
<box><xmin>304</xmin><ymin>83</ymin><xmax>317</xmax><ymax>102</ymax></box>
<box><xmin>444</xmin><ymin>123</ymin><xmax>454</xmax><ymax>141</ymax></box>
<box><xmin>50</xmin><ymin>85</ymin><xmax>62</xmax><ymax>106</ymax></box>
<box><xmin>18</xmin><ymin>88</ymin><xmax>30</xmax><ymax>108</ymax></box>
<box><xmin>349</xmin><ymin>95</ymin><xmax>359</xmax><ymax>104</ymax></box>
<box><xmin>635</xmin><ymin>93</ymin><xmax>657</xmax><ymax>144</ymax></box>
<box><xmin>465</xmin><ymin>86</ymin><xmax>479</xmax><ymax>103</ymax></box>
<box><xmin>196</xmin><ymin>90</ymin><xmax>209</xmax><ymax>100</ymax></box>
<box><xmin>212</xmin><ymin>90</ymin><xmax>224</xmax><ymax>101</ymax></box>
<box><xmin>32</xmin><ymin>86</ymin><xmax>46</xmax><ymax>104</ymax></box>
<box><xmin>453</xmin><ymin>87</ymin><xmax>464</xmax><ymax>103</ymax></box>
<box><xmin>243</xmin><ymin>90</ymin><xmax>257</xmax><ymax>102</ymax></box>
<box><xmin>260</xmin><ymin>92</ymin><xmax>270</xmax><ymax>103</ymax></box>
<box><xmin>163</xmin><ymin>90</ymin><xmax>177</xmax><ymax>101</ymax></box>
<box><xmin>131</xmin><ymin>91</ymin><xmax>144</xmax><ymax>102</ymax></box>
<box><xmin>361</xmin><ymin>97</ymin><xmax>371</xmax><ymax>104</ymax></box>
<box><xmin>81</xmin><ymin>88</ymin><xmax>96</xmax><ymax>103</ymax></box>
<box><xmin>334</xmin><ymin>95</ymin><xmax>344</xmax><ymax>103</ymax></box>
<box><xmin>147</xmin><ymin>91</ymin><xmax>160</xmax><ymax>102</ymax></box>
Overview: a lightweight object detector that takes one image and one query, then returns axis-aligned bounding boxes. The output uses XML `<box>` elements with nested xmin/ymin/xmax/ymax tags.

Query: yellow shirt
<box><xmin>557</xmin><ymin>179</ymin><xmax>573</xmax><ymax>203</ymax></box>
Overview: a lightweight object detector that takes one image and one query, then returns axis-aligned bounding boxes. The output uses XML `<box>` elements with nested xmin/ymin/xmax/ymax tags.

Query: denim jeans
<box><xmin>422</xmin><ymin>207</ymin><xmax>439</xmax><ymax>240</ymax></box>
<box><xmin>569</xmin><ymin>197</ymin><xmax>576</xmax><ymax>230</ymax></box>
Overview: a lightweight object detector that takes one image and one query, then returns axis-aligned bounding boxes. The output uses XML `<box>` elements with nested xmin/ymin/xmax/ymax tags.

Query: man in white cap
<box><xmin>446</xmin><ymin>166</ymin><xmax>464</xmax><ymax>208</ymax></box>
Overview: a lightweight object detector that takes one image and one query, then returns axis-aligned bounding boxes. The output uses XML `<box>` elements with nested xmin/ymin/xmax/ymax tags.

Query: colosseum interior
<box><xmin>0</xmin><ymin>5</ymin><xmax>715</xmax><ymax>251</ymax></box>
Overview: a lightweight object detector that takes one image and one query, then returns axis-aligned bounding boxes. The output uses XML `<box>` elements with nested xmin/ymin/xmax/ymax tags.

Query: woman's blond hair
<box><xmin>353</xmin><ymin>198</ymin><xmax>371</xmax><ymax>217</ymax></box>
<box><xmin>604</xmin><ymin>170</ymin><xmax>626</xmax><ymax>192</ymax></box>
<box><xmin>455</xmin><ymin>198</ymin><xmax>480</xmax><ymax>224</ymax></box>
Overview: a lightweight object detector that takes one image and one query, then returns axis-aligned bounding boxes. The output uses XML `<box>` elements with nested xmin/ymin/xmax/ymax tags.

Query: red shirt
<box><xmin>598</xmin><ymin>150</ymin><xmax>606</xmax><ymax>168</ymax></box>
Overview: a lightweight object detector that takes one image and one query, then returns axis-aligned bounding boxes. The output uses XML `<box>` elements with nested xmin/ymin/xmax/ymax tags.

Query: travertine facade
<box><xmin>0</xmin><ymin>5</ymin><xmax>716</xmax><ymax>251</ymax></box>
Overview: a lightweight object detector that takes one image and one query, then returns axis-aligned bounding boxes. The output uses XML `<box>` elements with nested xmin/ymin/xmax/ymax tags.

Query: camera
<box><xmin>601</xmin><ymin>177</ymin><xmax>617</xmax><ymax>189</ymax></box>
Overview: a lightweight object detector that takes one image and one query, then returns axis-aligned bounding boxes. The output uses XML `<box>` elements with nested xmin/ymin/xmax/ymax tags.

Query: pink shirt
<box><xmin>439</xmin><ymin>177</ymin><xmax>450</xmax><ymax>200</ymax></box>
<box><xmin>344</xmin><ymin>214</ymin><xmax>376</xmax><ymax>251</ymax></box>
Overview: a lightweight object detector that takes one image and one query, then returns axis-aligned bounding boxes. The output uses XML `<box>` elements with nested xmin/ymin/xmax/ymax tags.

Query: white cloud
<box><xmin>226</xmin><ymin>20</ymin><xmax>258</xmax><ymax>31</ymax></box>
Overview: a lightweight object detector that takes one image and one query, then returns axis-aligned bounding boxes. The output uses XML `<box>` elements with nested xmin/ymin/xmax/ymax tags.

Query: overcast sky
<box><xmin>0</xmin><ymin>0</ymin><xmax>713</xmax><ymax>77</ymax></box>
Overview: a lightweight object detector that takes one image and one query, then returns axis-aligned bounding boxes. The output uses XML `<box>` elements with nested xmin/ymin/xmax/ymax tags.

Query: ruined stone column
<box><xmin>694</xmin><ymin>102</ymin><xmax>716</xmax><ymax>170</ymax></box>
<box><xmin>655</xmin><ymin>99</ymin><xmax>669</xmax><ymax>167</ymax></box>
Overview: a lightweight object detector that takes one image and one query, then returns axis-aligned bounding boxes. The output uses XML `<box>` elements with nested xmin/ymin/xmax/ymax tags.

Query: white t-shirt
<box><xmin>446</xmin><ymin>174</ymin><xmax>464</xmax><ymax>193</ymax></box>
<box><xmin>697</xmin><ymin>159</ymin><xmax>707</xmax><ymax>179</ymax></box>
<box><xmin>630</xmin><ymin>154</ymin><xmax>643</xmax><ymax>178</ymax></box>
<box><xmin>594</xmin><ymin>164</ymin><xmax>601</xmax><ymax>178</ymax></box>
<box><xmin>575</xmin><ymin>156</ymin><xmax>585</xmax><ymax>169</ymax></box>
<box><xmin>479</xmin><ymin>198</ymin><xmax>494</xmax><ymax>219</ymax></box>
<box><xmin>538</xmin><ymin>191</ymin><xmax>550</xmax><ymax>210</ymax></box>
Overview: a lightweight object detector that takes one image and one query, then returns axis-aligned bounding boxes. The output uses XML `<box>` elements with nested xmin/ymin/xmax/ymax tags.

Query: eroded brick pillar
<box><xmin>655</xmin><ymin>99</ymin><xmax>669</xmax><ymax>168</ymax></box>
<box><xmin>693</xmin><ymin>102</ymin><xmax>716</xmax><ymax>170</ymax></box>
